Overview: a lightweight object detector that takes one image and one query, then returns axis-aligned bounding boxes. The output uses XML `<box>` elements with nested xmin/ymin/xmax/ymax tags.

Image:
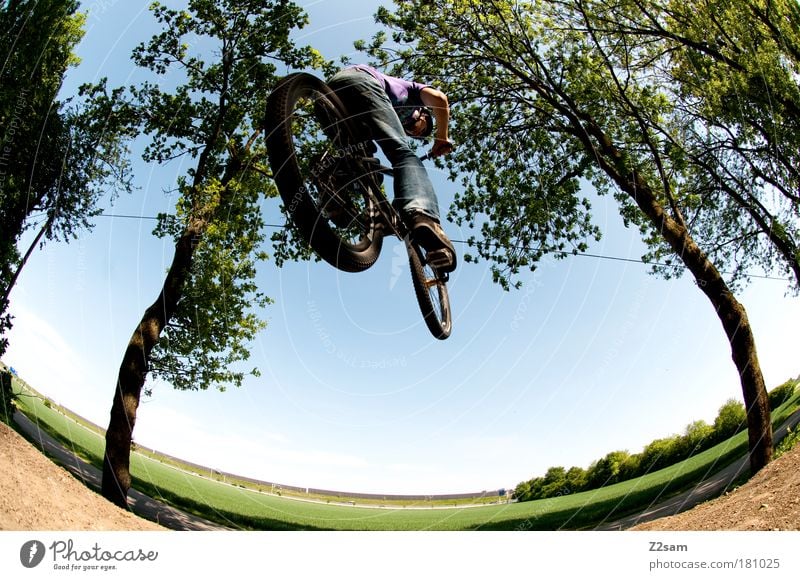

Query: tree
<box><xmin>564</xmin><ymin>465</ymin><xmax>588</xmax><ymax>493</ymax></box>
<box><xmin>99</xmin><ymin>0</ymin><xmax>326</xmax><ymax>508</ymax></box>
<box><xmin>370</xmin><ymin>0</ymin><xmax>780</xmax><ymax>472</ymax></box>
<box><xmin>561</xmin><ymin>0</ymin><xmax>800</xmax><ymax>291</ymax></box>
<box><xmin>681</xmin><ymin>420</ymin><xmax>714</xmax><ymax>457</ymax></box>
<box><xmin>768</xmin><ymin>379</ymin><xmax>797</xmax><ymax>410</ymax></box>
<box><xmin>712</xmin><ymin>398</ymin><xmax>747</xmax><ymax>442</ymax></box>
<box><xmin>539</xmin><ymin>466</ymin><xmax>569</xmax><ymax>497</ymax></box>
<box><xmin>0</xmin><ymin>366</ymin><xmax>15</xmax><ymax>425</ymax></box>
<box><xmin>0</xmin><ymin>0</ymin><xmax>132</xmax><ymax>356</ymax></box>
<box><xmin>586</xmin><ymin>450</ymin><xmax>632</xmax><ymax>488</ymax></box>
<box><xmin>637</xmin><ymin>436</ymin><xmax>681</xmax><ymax>474</ymax></box>
<box><xmin>513</xmin><ymin>479</ymin><xmax>533</xmax><ymax>501</ymax></box>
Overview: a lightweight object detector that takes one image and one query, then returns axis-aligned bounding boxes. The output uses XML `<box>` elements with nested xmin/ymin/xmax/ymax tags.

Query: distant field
<box><xmin>11</xmin><ymin>378</ymin><xmax>800</xmax><ymax>530</ymax></box>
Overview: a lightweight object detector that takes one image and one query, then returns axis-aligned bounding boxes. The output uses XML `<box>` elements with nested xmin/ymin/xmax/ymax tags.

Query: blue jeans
<box><xmin>326</xmin><ymin>68</ymin><xmax>440</xmax><ymax>221</ymax></box>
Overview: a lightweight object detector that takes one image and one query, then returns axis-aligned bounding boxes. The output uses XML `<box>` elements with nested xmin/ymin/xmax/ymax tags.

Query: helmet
<box><xmin>401</xmin><ymin>107</ymin><xmax>433</xmax><ymax>138</ymax></box>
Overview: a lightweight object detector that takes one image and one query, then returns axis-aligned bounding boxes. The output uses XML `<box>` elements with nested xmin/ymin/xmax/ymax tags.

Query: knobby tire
<box><xmin>406</xmin><ymin>238</ymin><xmax>452</xmax><ymax>340</ymax></box>
<box><xmin>265</xmin><ymin>73</ymin><xmax>383</xmax><ymax>273</ymax></box>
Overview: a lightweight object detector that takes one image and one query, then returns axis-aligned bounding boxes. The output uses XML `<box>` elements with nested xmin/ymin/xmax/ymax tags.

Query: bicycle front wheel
<box><xmin>406</xmin><ymin>238</ymin><xmax>452</xmax><ymax>340</ymax></box>
<box><xmin>265</xmin><ymin>73</ymin><xmax>383</xmax><ymax>273</ymax></box>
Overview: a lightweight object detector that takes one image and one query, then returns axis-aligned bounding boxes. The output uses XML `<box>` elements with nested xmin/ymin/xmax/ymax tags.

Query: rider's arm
<box><xmin>420</xmin><ymin>87</ymin><xmax>453</xmax><ymax>158</ymax></box>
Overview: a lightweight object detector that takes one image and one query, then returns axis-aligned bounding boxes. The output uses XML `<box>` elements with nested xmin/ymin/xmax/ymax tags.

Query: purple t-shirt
<box><xmin>348</xmin><ymin>65</ymin><xmax>429</xmax><ymax>123</ymax></box>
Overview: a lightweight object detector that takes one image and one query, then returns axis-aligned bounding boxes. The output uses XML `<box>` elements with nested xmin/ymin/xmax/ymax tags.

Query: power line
<box><xmin>96</xmin><ymin>212</ymin><xmax>791</xmax><ymax>283</ymax></box>
<box><xmin>100</xmin><ymin>213</ymin><xmax>161</xmax><ymax>221</ymax></box>
<box><xmin>99</xmin><ymin>213</ymin><xmax>285</xmax><ymax>227</ymax></box>
<box><xmin>451</xmin><ymin>239</ymin><xmax>790</xmax><ymax>282</ymax></box>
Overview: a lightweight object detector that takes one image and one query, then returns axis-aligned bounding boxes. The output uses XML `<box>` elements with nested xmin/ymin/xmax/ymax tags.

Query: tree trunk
<box><xmin>650</xmin><ymin>212</ymin><xmax>773</xmax><ymax>472</ymax></box>
<box><xmin>1</xmin><ymin>211</ymin><xmax>55</xmax><ymax>311</ymax></box>
<box><xmin>100</xmin><ymin>154</ymin><xmax>240</xmax><ymax>507</ymax></box>
<box><xmin>101</xmin><ymin>227</ymin><xmax>200</xmax><ymax>508</ymax></box>
<box><xmin>587</xmin><ymin>127</ymin><xmax>773</xmax><ymax>472</ymax></box>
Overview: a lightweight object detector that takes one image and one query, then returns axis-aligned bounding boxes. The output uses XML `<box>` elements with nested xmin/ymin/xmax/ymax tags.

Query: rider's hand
<box><xmin>430</xmin><ymin>139</ymin><xmax>454</xmax><ymax>158</ymax></box>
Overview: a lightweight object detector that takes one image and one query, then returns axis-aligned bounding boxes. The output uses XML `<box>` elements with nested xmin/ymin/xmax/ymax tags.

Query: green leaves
<box><xmin>1</xmin><ymin>1</ymin><xmax>132</xmax><ymax>355</ymax></box>
<box><xmin>369</xmin><ymin>1</ymin><xmax>605</xmax><ymax>289</ymax></box>
<box><xmin>110</xmin><ymin>0</ymin><xmax>326</xmax><ymax>393</ymax></box>
<box><xmin>150</xmin><ymin>177</ymin><xmax>271</xmax><ymax>392</ymax></box>
<box><xmin>369</xmin><ymin>0</ymin><xmax>800</xmax><ymax>292</ymax></box>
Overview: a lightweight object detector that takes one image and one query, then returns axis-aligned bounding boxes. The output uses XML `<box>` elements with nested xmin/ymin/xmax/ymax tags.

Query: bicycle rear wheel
<box><xmin>265</xmin><ymin>73</ymin><xmax>383</xmax><ymax>272</ymax></box>
<box><xmin>406</xmin><ymin>237</ymin><xmax>452</xmax><ymax>340</ymax></box>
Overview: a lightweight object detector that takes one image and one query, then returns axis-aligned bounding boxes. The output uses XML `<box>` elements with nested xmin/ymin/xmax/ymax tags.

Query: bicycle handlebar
<box><xmin>420</xmin><ymin>139</ymin><xmax>455</xmax><ymax>162</ymax></box>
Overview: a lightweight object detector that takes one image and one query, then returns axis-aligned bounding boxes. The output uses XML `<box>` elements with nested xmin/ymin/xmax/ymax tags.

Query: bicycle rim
<box><xmin>407</xmin><ymin>238</ymin><xmax>452</xmax><ymax>340</ymax></box>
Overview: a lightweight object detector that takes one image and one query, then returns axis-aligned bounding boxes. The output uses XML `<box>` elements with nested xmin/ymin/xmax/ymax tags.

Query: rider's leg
<box><xmin>327</xmin><ymin>69</ymin><xmax>456</xmax><ymax>271</ymax></box>
<box><xmin>327</xmin><ymin>68</ymin><xmax>439</xmax><ymax>219</ymax></box>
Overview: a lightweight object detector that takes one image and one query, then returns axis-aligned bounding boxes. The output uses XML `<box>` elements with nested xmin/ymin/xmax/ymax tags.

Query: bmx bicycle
<box><xmin>264</xmin><ymin>72</ymin><xmax>452</xmax><ymax>340</ymax></box>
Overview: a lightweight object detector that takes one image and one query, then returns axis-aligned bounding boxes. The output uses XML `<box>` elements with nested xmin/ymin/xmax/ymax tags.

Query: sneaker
<box><xmin>408</xmin><ymin>213</ymin><xmax>457</xmax><ymax>273</ymax></box>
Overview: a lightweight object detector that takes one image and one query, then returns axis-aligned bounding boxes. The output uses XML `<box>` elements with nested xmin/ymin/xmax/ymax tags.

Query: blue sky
<box><xmin>4</xmin><ymin>0</ymin><xmax>799</xmax><ymax>495</ymax></box>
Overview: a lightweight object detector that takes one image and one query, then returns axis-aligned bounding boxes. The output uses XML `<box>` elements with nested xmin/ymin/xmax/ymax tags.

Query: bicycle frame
<box><xmin>265</xmin><ymin>71</ymin><xmax>452</xmax><ymax>338</ymax></box>
<box><xmin>354</xmin><ymin>155</ymin><xmax>406</xmax><ymax>236</ymax></box>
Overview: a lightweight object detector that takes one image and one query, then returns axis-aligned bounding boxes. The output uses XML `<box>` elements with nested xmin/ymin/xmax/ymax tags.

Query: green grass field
<box><xmin>11</xmin><ymin>378</ymin><xmax>800</xmax><ymax>530</ymax></box>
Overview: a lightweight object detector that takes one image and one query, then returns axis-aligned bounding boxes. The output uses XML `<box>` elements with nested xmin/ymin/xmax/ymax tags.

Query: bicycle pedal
<box><xmin>425</xmin><ymin>249</ymin><xmax>456</xmax><ymax>274</ymax></box>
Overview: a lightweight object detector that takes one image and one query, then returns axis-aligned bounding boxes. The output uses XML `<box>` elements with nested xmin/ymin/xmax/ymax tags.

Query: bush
<box><xmin>712</xmin><ymin>398</ymin><xmax>747</xmax><ymax>442</ymax></box>
<box><xmin>681</xmin><ymin>420</ymin><xmax>714</xmax><ymax>456</ymax></box>
<box><xmin>776</xmin><ymin>427</ymin><xmax>799</xmax><ymax>459</ymax></box>
<box><xmin>0</xmin><ymin>370</ymin><xmax>15</xmax><ymax>425</ymax></box>
<box><xmin>769</xmin><ymin>380</ymin><xmax>797</xmax><ymax>411</ymax></box>
<box><xmin>638</xmin><ymin>436</ymin><xmax>682</xmax><ymax>474</ymax></box>
<box><xmin>585</xmin><ymin>450</ymin><xmax>632</xmax><ymax>488</ymax></box>
<box><xmin>512</xmin><ymin>380</ymin><xmax>797</xmax><ymax>502</ymax></box>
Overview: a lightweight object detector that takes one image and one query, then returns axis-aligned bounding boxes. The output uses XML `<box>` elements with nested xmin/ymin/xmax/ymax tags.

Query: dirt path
<box><xmin>632</xmin><ymin>439</ymin><xmax>800</xmax><ymax>531</ymax></box>
<box><xmin>600</xmin><ymin>408</ymin><xmax>800</xmax><ymax>530</ymax></box>
<box><xmin>1</xmin><ymin>418</ymin><xmax>162</xmax><ymax>531</ymax></box>
<box><xmin>2</xmin><ymin>414</ymin><xmax>228</xmax><ymax>531</ymax></box>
